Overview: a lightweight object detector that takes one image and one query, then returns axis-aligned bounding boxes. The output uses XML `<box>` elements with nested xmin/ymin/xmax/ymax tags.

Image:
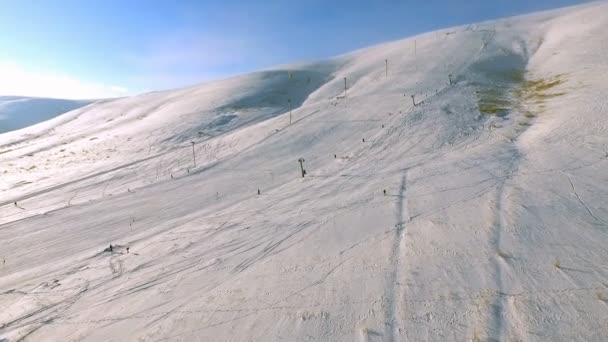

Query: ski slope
<box><xmin>1</xmin><ymin>2</ymin><xmax>608</xmax><ymax>341</ymax></box>
<box><xmin>0</xmin><ymin>96</ymin><xmax>93</xmax><ymax>134</ymax></box>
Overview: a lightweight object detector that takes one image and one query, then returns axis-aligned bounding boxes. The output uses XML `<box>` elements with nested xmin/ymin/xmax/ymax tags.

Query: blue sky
<box><xmin>0</xmin><ymin>0</ymin><xmax>593</xmax><ymax>99</ymax></box>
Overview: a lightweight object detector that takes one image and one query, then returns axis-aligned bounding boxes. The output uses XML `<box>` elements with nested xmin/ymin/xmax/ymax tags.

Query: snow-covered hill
<box><xmin>1</xmin><ymin>2</ymin><xmax>607</xmax><ymax>341</ymax></box>
<box><xmin>0</xmin><ymin>96</ymin><xmax>93</xmax><ymax>133</ymax></box>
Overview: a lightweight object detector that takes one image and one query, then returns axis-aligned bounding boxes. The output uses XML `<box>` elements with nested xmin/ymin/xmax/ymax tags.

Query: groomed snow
<box><xmin>1</xmin><ymin>2</ymin><xmax>607</xmax><ymax>341</ymax></box>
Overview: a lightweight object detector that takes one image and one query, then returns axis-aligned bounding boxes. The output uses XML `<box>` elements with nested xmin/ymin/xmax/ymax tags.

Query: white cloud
<box><xmin>0</xmin><ymin>61</ymin><xmax>132</xmax><ymax>99</ymax></box>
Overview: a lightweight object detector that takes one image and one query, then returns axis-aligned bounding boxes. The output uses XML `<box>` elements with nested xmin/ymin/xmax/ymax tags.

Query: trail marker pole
<box><xmin>385</xmin><ymin>59</ymin><xmax>388</xmax><ymax>77</ymax></box>
<box><xmin>288</xmin><ymin>99</ymin><xmax>292</xmax><ymax>125</ymax></box>
<box><xmin>411</xmin><ymin>95</ymin><xmax>416</xmax><ymax>107</ymax></box>
<box><xmin>191</xmin><ymin>141</ymin><xmax>196</xmax><ymax>168</ymax></box>
<box><xmin>298</xmin><ymin>158</ymin><xmax>306</xmax><ymax>178</ymax></box>
<box><xmin>344</xmin><ymin>77</ymin><xmax>347</xmax><ymax>97</ymax></box>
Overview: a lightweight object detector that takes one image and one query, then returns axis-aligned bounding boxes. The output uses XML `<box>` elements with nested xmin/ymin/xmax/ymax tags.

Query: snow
<box><xmin>0</xmin><ymin>96</ymin><xmax>93</xmax><ymax>133</ymax></box>
<box><xmin>1</xmin><ymin>2</ymin><xmax>608</xmax><ymax>341</ymax></box>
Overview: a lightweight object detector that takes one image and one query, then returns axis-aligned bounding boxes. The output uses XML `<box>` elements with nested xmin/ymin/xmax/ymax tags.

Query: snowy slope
<box><xmin>1</xmin><ymin>2</ymin><xmax>608</xmax><ymax>341</ymax></box>
<box><xmin>0</xmin><ymin>96</ymin><xmax>93</xmax><ymax>133</ymax></box>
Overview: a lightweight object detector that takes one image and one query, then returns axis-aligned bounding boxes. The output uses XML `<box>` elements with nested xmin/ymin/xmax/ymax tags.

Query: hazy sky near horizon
<box><xmin>0</xmin><ymin>0</ymin><xmax>594</xmax><ymax>99</ymax></box>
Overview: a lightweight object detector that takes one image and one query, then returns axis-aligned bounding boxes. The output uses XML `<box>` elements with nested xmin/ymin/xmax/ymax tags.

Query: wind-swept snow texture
<box><xmin>0</xmin><ymin>96</ymin><xmax>93</xmax><ymax>133</ymax></box>
<box><xmin>1</xmin><ymin>2</ymin><xmax>608</xmax><ymax>341</ymax></box>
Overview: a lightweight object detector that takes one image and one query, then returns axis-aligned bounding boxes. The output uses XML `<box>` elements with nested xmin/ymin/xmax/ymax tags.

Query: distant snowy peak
<box><xmin>0</xmin><ymin>96</ymin><xmax>93</xmax><ymax>133</ymax></box>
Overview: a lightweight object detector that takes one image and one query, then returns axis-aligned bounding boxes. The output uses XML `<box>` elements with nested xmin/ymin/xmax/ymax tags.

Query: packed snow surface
<box><xmin>1</xmin><ymin>2</ymin><xmax>607</xmax><ymax>341</ymax></box>
<box><xmin>0</xmin><ymin>96</ymin><xmax>93</xmax><ymax>133</ymax></box>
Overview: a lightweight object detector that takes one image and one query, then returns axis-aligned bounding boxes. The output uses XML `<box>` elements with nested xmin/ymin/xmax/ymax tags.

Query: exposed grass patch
<box><xmin>529</xmin><ymin>92</ymin><xmax>567</xmax><ymax>101</ymax></box>
<box><xmin>476</xmin><ymin>68</ymin><xmax>522</xmax><ymax>117</ymax></box>
<box><xmin>477</xmin><ymin>72</ymin><xmax>567</xmax><ymax>119</ymax></box>
<box><xmin>476</xmin><ymin>94</ymin><xmax>511</xmax><ymax>106</ymax></box>
<box><xmin>527</xmin><ymin>77</ymin><xmax>565</xmax><ymax>92</ymax></box>
<box><xmin>479</xmin><ymin>103</ymin><xmax>509</xmax><ymax>116</ymax></box>
<box><xmin>515</xmin><ymin>74</ymin><xmax>567</xmax><ymax>103</ymax></box>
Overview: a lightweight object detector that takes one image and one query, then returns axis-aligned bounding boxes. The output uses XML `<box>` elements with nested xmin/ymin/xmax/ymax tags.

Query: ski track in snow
<box><xmin>384</xmin><ymin>173</ymin><xmax>409</xmax><ymax>341</ymax></box>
